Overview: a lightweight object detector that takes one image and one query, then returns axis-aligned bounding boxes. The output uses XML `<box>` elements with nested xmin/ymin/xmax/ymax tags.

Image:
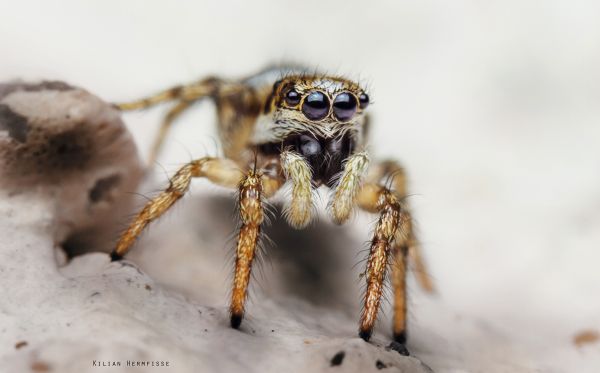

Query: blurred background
<box><xmin>1</xmin><ymin>0</ymin><xmax>599</xmax><ymax>371</ymax></box>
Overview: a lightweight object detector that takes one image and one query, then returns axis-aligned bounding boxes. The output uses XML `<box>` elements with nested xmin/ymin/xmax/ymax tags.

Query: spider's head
<box><xmin>255</xmin><ymin>75</ymin><xmax>370</xmax><ymax>185</ymax></box>
<box><xmin>256</xmin><ymin>75</ymin><xmax>370</xmax><ymax>143</ymax></box>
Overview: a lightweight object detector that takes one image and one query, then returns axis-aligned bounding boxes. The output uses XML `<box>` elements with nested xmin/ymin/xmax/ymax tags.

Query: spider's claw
<box><xmin>230</xmin><ymin>314</ymin><xmax>243</xmax><ymax>329</ymax></box>
<box><xmin>387</xmin><ymin>340</ymin><xmax>410</xmax><ymax>356</ymax></box>
<box><xmin>110</xmin><ymin>251</ymin><xmax>123</xmax><ymax>262</ymax></box>
<box><xmin>359</xmin><ymin>329</ymin><xmax>372</xmax><ymax>342</ymax></box>
<box><xmin>393</xmin><ymin>331</ymin><xmax>407</xmax><ymax>344</ymax></box>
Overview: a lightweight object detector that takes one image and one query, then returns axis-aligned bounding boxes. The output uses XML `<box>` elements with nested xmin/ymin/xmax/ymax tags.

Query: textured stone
<box><xmin>0</xmin><ymin>81</ymin><xmax>144</xmax><ymax>253</ymax></box>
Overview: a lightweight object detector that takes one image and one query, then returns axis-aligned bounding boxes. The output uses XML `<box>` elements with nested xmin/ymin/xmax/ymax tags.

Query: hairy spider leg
<box><xmin>115</xmin><ymin>78</ymin><xmax>238</xmax><ymax>165</ymax></box>
<box><xmin>356</xmin><ymin>184</ymin><xmax>402</xmax><ymax>341</ymax></box>
<box><xmin>111</xmin><ymin>157</ymin><xmax>243</xmax><ymax>260</ymax></box>
<box><xmin>365</xmin><ymin>160</ymin><xmax>434</xmax><ymax>293</ymax></box>
<box><xmin>230</xmin><ymin>170</ymin><xmax>264</xmax><ymax>328</ymax></box>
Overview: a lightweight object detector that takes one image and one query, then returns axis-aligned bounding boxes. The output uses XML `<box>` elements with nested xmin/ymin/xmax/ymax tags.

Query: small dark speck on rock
<box><xmin>376</xmin><ymin>360</ymin><xmax>387</xmax><ymax>369</ymax></box>
<box><xmin>89</xmin><ymin>174</ymin><xmax>121</xmax><ymax>203</ymax></box>
<box><xmin>15</xmin><ymin>340</ymin><xmax>28</xmax><ymax>349</ymax></box>
<box><xmin>204</xmin><ymin>329</ymin><xmax>208</xmax><ymax>332</ymax></box>
<box><xmin>145</xmin><ymin>284</ymin><xmax>152</xmax><ymax>291</ymax></box>
<box><xmin>271</xmin><ymin>329</ymin><xmax>275</xmax><ymax>332</ymax></box>
<box><xmin>120</xmin><ymin>261</ymin><xmax>143</xmax><ymax>275</ymax></box>
<box><xmin>386</xmin><ymin>341</ymin><xmax>410</xmax><ymax>356</ymax></box>
<box><xmin>90</xmin><ymin>291</ymin><xmax>100</xmax><ymax>297</ymax></box>
<box><xmin>330</xmin><ymin>351</ymin><xmax>345</xmax><ymax>366</ymax></box>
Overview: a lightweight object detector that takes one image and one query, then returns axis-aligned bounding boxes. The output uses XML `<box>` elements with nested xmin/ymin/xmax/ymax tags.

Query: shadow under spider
<box><xmin>198</xmin><ymin>195</ymin><xmax>360</xmax><ymax>310</ymax></box>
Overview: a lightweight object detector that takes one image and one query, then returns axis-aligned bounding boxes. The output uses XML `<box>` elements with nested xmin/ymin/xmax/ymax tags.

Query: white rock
<box><xmin>0</xmin><ymin>81</ymin><xmax>144</xmax><ymax>253</ymax></box>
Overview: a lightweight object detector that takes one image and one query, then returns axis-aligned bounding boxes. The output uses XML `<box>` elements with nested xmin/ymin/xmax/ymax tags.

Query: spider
<box><xmin>110</xmin><ymin>65</ymin><xmax>433</xmax><ymax>345</ymax></box>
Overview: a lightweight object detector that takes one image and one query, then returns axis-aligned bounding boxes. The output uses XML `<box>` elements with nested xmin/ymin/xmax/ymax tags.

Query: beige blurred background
<box><xmin>1</xmin><ymin>0</ymin><xmax>599</xmax><ymax>371</ymax></box>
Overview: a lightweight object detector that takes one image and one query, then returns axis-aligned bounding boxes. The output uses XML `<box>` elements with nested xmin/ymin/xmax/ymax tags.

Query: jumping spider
<box><xmin>111</xmin><ymin>66</ymin><xmax>433</xmax><ymax>344</ymax></box>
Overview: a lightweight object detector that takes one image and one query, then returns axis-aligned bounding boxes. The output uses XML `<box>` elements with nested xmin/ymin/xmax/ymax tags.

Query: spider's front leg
<box><xmin>357</xmin><ymin>159</ymin><xmax>435</xmax><ymax>345</ymax></box>
<box><xmin>111</xmin><ymin>157</ymin><xmax>244</xmax><ymax>260</ymax></box>
<box><xmin>355</xmin><ymin>184</ymin><xmax>403</xmax><ymax>341</ymax></box>
<box><xmin>366</xmin><ymin>161</ymin><xmax>434</xmax><ymax>294</ymax></box>
<box><xmin>230</xmin><ymin>169</ymin><xmax>276</xmax><ymax>328</ymax></box>
<box><xmin>328</xmin><ymin>151</ymin><xmax>402</xmax><ymax>341</ymax></box>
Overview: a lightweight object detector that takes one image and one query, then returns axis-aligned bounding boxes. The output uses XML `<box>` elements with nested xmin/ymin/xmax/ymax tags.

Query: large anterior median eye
<box><xmin>302</xmin><ymin>91</ymin><xmax>330</xmax><ymax>120</ymax></box>
<box><xmin>333</xmin><ymin>92</ymin><xmax>357</xmax><ymax>121</ymax></box>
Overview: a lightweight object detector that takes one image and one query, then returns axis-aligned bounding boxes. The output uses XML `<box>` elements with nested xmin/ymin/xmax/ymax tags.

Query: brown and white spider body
<box><xmin>111</xmin><ymin>65</ymin><xmax>433</xmax><ymax>346</ymax></box>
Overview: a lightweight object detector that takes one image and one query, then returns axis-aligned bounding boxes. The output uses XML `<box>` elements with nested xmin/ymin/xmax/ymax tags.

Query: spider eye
<box><xmin>333</xmin><ymin>92</ymin><xmax>357</xmax><ymax>121</ymax></box>
<box><xmin>359</xmin><ymin>93</ymin><xmax>370</xmax><ymax>109</ymax></box>
<box><xmin>285</xmin><ymin>89</ymin><xmax>301</xmax><ymax>106</ymax></box>
<box><xmin>302</xmin><ymin>91</ymin><xmax>330</xmax><ymax>120</ymax></box>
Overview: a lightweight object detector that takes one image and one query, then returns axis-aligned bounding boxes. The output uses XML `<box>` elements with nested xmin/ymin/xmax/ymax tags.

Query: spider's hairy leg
<box><xmin>330</xmin><ymin>151</ymin><xmax>370</xmax><ymax>224</ymax></box>
<box><xmin>365</xmin><ymin>160</ymin><xmax>434</xmax><ymax>293</ymax></box>
<box><xmin>280</xmin><ymin>150</ymin><xmax>314</xmax><ymax>229</ymax></box>
<box><xmin>111</xmin><ymin>157</ymin><xmax>243</xmax><ymax>260</ymax></box>
<box><xmin>365</xmin><ymin>160</ymin><xmax>407</xmax><ymax>199</ymax></box>
<box><xmin>408</xmin><ymin>240</ymin><xmax>434</xmax><ymax>293</ymax></box>
<box><xmin>391</xmin><ymin>214</ymin><xmax>413</xmax><ymax>344</ymax></box>
<box><xmin>147</xmin><ymin>100</ymin><xmax>194</xmax><ymax>166</ymax></box>
<box><xmin>391</xmin><ymin>243</ymin><xmax>409</xmax><ymax>344</ymax></box>
<box><xmin>116</xmin><ymin>77</ymin><xmax>221</xmax><ymax>111</ymax></box>
<box><xmin>116</xmin><ymin>78</ymin><xmax>223</xmax><ymax>165</ymax></box>
<box><xmin>357</xmin><ymin>181</ymin><xmax>419</xmax><ymax>344</ymax></box>
<box><xmin>230</xmin><ymin>170</ymin><xmax>264</xmax><ymax>329</ymax></box>
<box><xmin>356</xmin><ymin>184</ymin><xmax>401</xmax><ymax>341</ymax></box>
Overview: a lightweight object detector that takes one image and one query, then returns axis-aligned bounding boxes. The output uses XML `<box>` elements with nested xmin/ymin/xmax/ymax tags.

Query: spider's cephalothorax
<box><xmin>256</xmin><ymin>74</ymin><xmax>369</xmax><ymax>187</ymax></box>
<box><xmin>110</xmin><ymin>66</ymin><xmax>433</xmax><ymax>347</ymax></box>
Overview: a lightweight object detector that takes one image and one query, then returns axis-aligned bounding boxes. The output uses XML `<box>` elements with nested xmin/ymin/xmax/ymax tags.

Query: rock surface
<box><xmin>0</xmin><ymin>82</ymin><xmax>431</xmax><ymax>373</ymax></box>
<box><xmin>0</xmin><ymin>81</ymin><xmax>144</xmax><ymax>254</ymax></box>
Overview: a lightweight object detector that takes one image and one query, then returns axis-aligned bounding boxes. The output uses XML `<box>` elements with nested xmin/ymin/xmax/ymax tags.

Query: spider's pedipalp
<box><xmin>280</xmin><ymin>150</ymin><xmax>314</xmax><ymax>229</ymax></box>
<box><xmin>330</xmin><ymin>151</ymin><xmax>370</xmax><ymax>224</ymax></box>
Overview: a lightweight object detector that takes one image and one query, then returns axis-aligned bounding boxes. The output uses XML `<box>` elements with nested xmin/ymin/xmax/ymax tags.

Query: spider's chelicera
<box><xmin>110</xmin><ymin>66</ymin><xmax>433</xmax><ymax>346</ymax></box>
